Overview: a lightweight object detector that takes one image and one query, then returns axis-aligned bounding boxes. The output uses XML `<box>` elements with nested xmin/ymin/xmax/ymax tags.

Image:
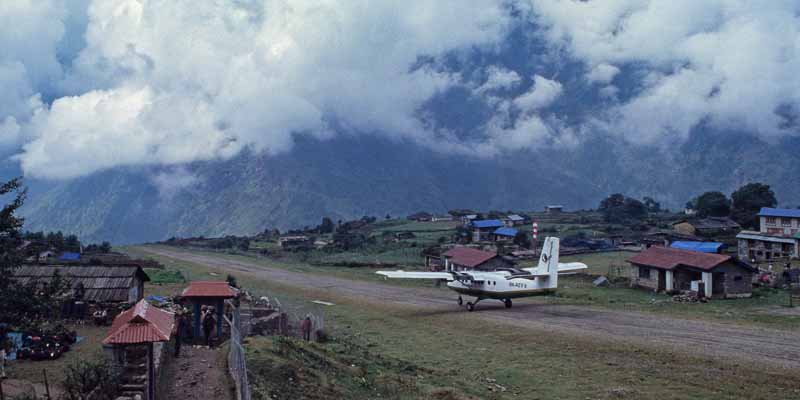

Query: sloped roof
<box><xmin>59</xmin><ymin>252</ymin><xmax>81</xmax><ymax>261</ymax></box>
<box><xmin>505</xmin><ymin>214</ymin><xmax>525</xmax><ymax>221</ymax></box>
<box><xmin>676</xmin><ymin>217</ymin><xmax>741</xmax><ymax>230</ymax></box>
<box><xmin>181</xmin><ymin>281</ymin><xmax>237</xmax><ymax>298</ymax></box>
<box><xmin>669</xmin><ymin>241</ymin><xmax>724</xmax><ymax>253</ymax></box>
<box><xmin>471</xmin><ymin>219</ymin><xmax>504</xmax><ymax>229</ymax></box>
<box><xmin>758</xmin><ymin>208</ymin><xmax>800</xmax><ymax>218</ymax></box>
<box><xmin>494</xmin><ymin>227</ymin><xmax>518</xmax><ymax>237</ymax></box>
<box><xmin>443</xmin><ymin>247</ymin><xmax>498</xmax><ymax>268</ymax></box>
<box><xmin>736</xmin><ymin>231</ymin><xmax>796</xmax><ymax>244</ymax></box>
<box><xmin>628</xmin><ymin>246</ymin><xmax>731</xmax><ymax>271</ymax></box>
<box><xmin>103</xmin><ymin>299</ymin><xmax>174</xmax><ymax>345</ymax></box>
<box><xmin>12</xmin><ymin>265</ymin><xmax>149</xmax><ymax>302</ymax></box>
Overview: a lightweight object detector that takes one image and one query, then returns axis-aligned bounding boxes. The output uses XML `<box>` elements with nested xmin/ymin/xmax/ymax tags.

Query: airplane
<box><xmin>376</xmin><ymin>237</ymin><xmax>586</xmax><ymax>311</ymax></box>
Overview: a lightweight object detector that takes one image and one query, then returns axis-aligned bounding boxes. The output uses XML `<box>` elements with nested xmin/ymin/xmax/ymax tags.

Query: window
<box><xmin>734</xmin><ymin>275</ymin><xmax>743</xmax><ymax>282</ymax></box>
<box><xmin>766</xmin><ymin>217</ymin><xmax>777</xmax><ymax>225</ymax></box>
<box><xmin>638</xmin><ymin>267</ymin><xmax>651</xmax><ymax>279</ymax></box>
<box><xmin>782</xmin><ymin>218</ymin><xmax>792</xmax><ymax>227</ymax></box>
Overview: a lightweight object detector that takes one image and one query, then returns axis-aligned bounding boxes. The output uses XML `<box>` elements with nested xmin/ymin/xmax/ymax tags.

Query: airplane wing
<box><xmin>522</xmin><ymin>262</ymin><xmax>588</xmax><ymax>276</ymax></box>
<box><xmin>376</xmin><ymin>270</ymin><xmax>456</xmax><ymax>280</ymax></box>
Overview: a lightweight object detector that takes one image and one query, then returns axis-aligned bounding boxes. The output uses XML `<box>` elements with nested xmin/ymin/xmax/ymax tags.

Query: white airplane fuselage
<box><xmin>445</xmin><ymin>271</ymin><xmax>554</xmax><ymax>299</ymax></box>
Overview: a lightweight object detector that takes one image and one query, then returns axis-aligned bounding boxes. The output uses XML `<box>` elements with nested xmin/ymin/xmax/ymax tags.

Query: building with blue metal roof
<box><xmin>59</xmin><ymin>252</ymin><xmax>81</xmax><ymax>262</ymax></box>
<box><xmin>493</xmin><ymin>227</ymin><xmax>518</xmax><ymax>237</ymax></box>
<box><xmin>758</xmin><ymin>207</ymin><xmax>800</xmax><ymax>218</ymax></box>
<box><xmin>669</xmin><ymin>241</ymin><xmax>725</xmax><ymax>254</ymax></box>
<box><xmin>470</xmin><ymin>219</ymin><xmax>505</xmax><ymax>242</ymax></box>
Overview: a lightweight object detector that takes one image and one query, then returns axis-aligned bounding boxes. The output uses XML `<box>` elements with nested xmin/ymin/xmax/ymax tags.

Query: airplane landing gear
<box><xmin>457</xmin><ymin>296</ymin><xmax>463</xmax><ymax>306</ymax></box>
<box><xmin>504</xmin><ymin>299</ymin><xmax>512</xmax><ymax>308</ymax></box>
<box><xmin>466</xmin><ymin>297</ymin><xmax>485</xmax><ymax>312</ymax></box>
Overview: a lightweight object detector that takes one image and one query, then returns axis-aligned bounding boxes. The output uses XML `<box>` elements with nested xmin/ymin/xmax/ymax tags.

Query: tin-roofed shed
<box><xmin>11</xmin><ymin>265</ymin><xmax>149</xmax><ymax>303</ymax></box>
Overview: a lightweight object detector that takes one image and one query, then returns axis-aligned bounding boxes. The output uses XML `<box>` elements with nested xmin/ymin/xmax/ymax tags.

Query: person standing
<box><xmin>202</xmin><ymin>307</ymin><xmax>216</xmax><ymax>347</ymax></box>
<box><xmin>174</xmin><ymin>313</ymin><xmax>189</xmax><ymax>357</ymax></box>
<box><xmin>300</xmin><ymin>316</ymin><xmax>312</xmax><ymax>341</ymax></box>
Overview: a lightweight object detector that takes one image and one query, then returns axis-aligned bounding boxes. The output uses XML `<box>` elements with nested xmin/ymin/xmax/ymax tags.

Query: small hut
<box><xmin>104</xmin><ymin>299</ymin><xmax>174</xmax><ymax>400</ymax></box>
<box><xmin>181</xmin><ymin>281</ymin><xmax>237</xmax><ymax>341</ymax></box>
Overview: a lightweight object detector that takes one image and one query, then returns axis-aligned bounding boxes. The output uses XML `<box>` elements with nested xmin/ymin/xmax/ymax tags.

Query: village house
<box><xmin>407</xmin><ymin>212</ymin><xmax>433</xmax><ymax>222</ymax></box>
<box><xmin>736</xmin><ymin>208</ymin><xmax>800</xmax><ymax>262</ymax></box>
<box><xmin>669</xmin><ymin>241</ymin><xmax>726</xmax><ymax>254</ymax></box>
<box><xmin>442</xmin><ymin>247</ymin><xmax>513</xmax><ymax>271</ymax></box>
<box><xmin>640</xmin><ymin>230</ymin><xmax>703</xmax><ymax>248</ymax></box>
<box><xmin>461</xmin><ymin>214</ymin><xmax>478</xmax><ymax>226</ymax></box>
<box><xmin>502</xmin><ymin>214</ymin><xmax>527</xmax><ymax>227</ymax></box>
<box><xmin>431</xmin><ymin>215</ymin><xmax>454</xmax><ymax>222</ymax></box>
<box><xmin>493</xmin><ymin>227</ymin><xmax>518</xmax><ymax>243</ymax></box>
<box><xmin>628</xmin><ymin>246</ymin><xmax>755</xmax><ymax>298</ymax></box>
<box><xmin>278</xmin><ymin>235</ymin><xmax>313</xmax><ymax>250</ymax></box>
<box><xmin>672</xmin><ymin>217</ymin><xmax>741</xmax><ymax>236</ymax></box>
<box><xmin>545</xmin><ymin>205</ymin><xmax>563</xmax><ymax>214</ymax></box>
<box><xmin>470</xmin><ymin>219</ymin><xmax>505</xmax><ymax>242</ymax></box>
<box><xmin>11</xmin><ymin>265</ymin><xmax>150</xmax><ymax>304</ymax></box>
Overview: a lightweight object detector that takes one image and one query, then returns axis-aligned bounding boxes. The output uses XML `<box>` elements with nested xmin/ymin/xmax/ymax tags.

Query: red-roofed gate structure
<box><xmin>104</xmin><ymin>299</ymin><xmax>175</xmax><ymax>400</ymax></box>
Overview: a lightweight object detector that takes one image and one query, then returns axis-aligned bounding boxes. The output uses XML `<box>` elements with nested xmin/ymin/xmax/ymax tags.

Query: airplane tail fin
<box><xmin>538</xmin><ymin>236</ymin><xmax>559</xmax><ymax>288</ymax></box>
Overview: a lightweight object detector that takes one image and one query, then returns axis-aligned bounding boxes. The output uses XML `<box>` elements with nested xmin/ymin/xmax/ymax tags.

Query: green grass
<box><xmin>126</xmin><ymin>249</ymin><xmax>800</xmax><ymax>399</ymax></box>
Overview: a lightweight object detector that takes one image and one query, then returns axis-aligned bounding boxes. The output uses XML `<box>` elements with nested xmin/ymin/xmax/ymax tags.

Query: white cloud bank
<box><xmin>2</xmin><ymin>0</ymin><xmax>800</xmax><ymax>179</ymax></box>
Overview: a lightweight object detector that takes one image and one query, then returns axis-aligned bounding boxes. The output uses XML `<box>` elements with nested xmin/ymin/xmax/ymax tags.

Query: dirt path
<box><xmin>142</xmin><ymin>246</ymin><xmax>800</xmax><ymax>369</ymax></box>
<box><xmin>161</xmin><ymin>345</ymin><xmax>233</xmax><ymax>400</ymax></box>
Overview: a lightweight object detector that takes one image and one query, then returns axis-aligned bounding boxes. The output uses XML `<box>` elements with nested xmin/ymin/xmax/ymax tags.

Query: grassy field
<box><xmin>119</xmin><ymin>246</ymin><xmax>800</xmax><ymax>399</ymax></box>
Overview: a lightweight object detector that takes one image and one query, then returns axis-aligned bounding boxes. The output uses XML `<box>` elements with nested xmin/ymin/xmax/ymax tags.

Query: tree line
<box><xmin>599</xmin><ymin>182</ymin><xmax>779</xmax><ymax>229</ymax></box>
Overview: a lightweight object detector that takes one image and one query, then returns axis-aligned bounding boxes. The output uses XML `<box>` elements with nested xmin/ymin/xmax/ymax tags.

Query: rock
<box><xmin>593</xmin><ymin>276</ymin><xmax>609</xmax><ymax>287</ymax></box>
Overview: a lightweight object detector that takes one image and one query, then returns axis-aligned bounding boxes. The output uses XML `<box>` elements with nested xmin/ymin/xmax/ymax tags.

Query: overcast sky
<box><xmin>2</xmin><ymin>0</ymin><xmax>799</xmax><ymax>179</ymax></box>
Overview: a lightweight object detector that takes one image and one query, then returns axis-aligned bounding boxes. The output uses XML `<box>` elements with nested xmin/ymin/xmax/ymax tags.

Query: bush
<box><xmin>61</xmin><ymin>359</ymin><xmax>122</xmax><ymax>400</ymax></box>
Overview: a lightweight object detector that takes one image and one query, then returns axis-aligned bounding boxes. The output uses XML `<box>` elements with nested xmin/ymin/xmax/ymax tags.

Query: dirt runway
<box><xmin>142</xmin><ymin>246</ymin><xmax>800</xmax><ymax>369</ymax></box>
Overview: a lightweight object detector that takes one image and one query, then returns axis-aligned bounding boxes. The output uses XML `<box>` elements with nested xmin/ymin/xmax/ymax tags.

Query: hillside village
<box><xmin>3</xmin><ymin>182</ymin><xmax>800</xmax><ymax>399</ymax></box>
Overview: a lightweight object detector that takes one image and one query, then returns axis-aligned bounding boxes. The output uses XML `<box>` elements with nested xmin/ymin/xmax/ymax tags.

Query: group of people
<box><xmin>173</xmin><ymin>305</ymin><xmax>218</xmax><ymax>358</ymax></box>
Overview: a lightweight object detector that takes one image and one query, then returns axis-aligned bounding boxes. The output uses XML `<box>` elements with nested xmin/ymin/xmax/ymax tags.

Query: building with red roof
<box><xmin>181</xmin><ymin>281</ymin><xmax>237</xmax><ymax>340</ymax></box>
<box><xmin>628</xmin><ymin>246</ymin><xmax>755</xmax><ymax>298</ymax></box>
<box><xmin>104</xmin><ymin>300</ymin><xmax>174</xmax><ymax>345</ymax></box>
<box><xmin>104</xmin><ymin>299</ymin><xmax>175</xmax><ymax>400</ymax></box>
<box><xmin>442</xmin><ymin>247</ymin><xmax>512</xmax><ymax>271</ymax></box>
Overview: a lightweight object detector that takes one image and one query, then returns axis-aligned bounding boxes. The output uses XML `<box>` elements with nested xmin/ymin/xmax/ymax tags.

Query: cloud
<box><xmin>476</xmin><ymin>66</ymin><xmax>522</xmax><ymax>94</ymax></box>
<box><xmin>150</xmin><ymin>166</ymin><xmax>202</xmax><ymax>201</ymax></box>
<box><xmin>528</xmin><ymin>0</ymin><xmax>800</xmax><ymax>144</ymax></box>
<box><xmin>513</xmin><ymin>75</ymin><xmax>563</xmax><ymax>111</ymax></box>
<box><xmin>3</xmin><ymin>0</ymin><xmax>800</xmax><ymax>179</ymax></box>
<box><xmin>5</xmin><ymin>0</ymin><xmax>513</xmax><ymax>179</ymax></box>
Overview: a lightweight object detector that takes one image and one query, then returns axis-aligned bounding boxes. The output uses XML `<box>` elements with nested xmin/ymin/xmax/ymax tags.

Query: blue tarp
<box><xmin>670</xmin><ymin>241</ymin><xmax>724</xmax><ymax>253</ymax></box>
<box><xmin>494</xmin><ymin>227</ymin><xmax>518</xmax><ymax>237</ymax></box>
<box><xmin>59</xmin><ymin>252</ymin><xmax>81</xmax><ymax>261</ymax></box>
<box><xmin>471</xmin><ymin>219</ymin><xmax>504</xmax><ymax>229</ymax></box>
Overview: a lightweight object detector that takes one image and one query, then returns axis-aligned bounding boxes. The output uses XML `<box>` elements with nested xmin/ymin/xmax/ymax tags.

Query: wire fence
<box><xmin>224</xmin><ymin>300</ymin><xmax>251</xmax><ymax>400</ymax></box>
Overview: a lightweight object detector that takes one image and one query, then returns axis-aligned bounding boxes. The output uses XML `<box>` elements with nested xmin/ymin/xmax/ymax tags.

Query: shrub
<box><xmin>61</xmin><ymin>359</ymin><xmax>122</xmax><ymax>400</ymax></box>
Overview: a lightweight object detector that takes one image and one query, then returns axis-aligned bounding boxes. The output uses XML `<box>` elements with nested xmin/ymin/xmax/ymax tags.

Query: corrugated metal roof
<box><xmin>494</xmin><ymin>227</ymin><xmax>518</xmax><ymax>237</ymax></box>
<box><xmin>181</xmin><ymin>281</ymin><xmax>237</xmax><ymax>298</ymax></box>
<box><xmin>758</xmin><ymin>207</ymin><xmax>800</xmax><ymax>218</ymax></box>
<box><xmin>669</xmin><ymin>241</ymin><xmax>724</xmax><ymax>253</ymax></box>
<box><xmin>11</xmin><ymin>265</ymin><xmax>148</xmax><ymax>302</ymax></box>
<box><xmin>471</xmin><ymin>219</ymin><xmax>504</xmax><ymax>229</ymax></box>
<box><xmin>736</xmin><ymin>231</ymin><xmax>796</xmax><ymax>244</ymax></box>
<box><xmin>59</xmin><ymin>252</ymin><xmax>81</xmax><ymax>261</ymax></box>
<box><xmin>628</xmin><ymin>246</ymin><xmax>730</xmax><ymax>271</ymax></box>
<box><xmin>505</xmin><ymin>214</ymin><xmax>525</xmax><ymax>221</ymax></box>
<box><xmin>443</xmin><ymin>247</ymin><xmax>498</xmax><ymax>268</ymax></box>
<box><xmin>103</xmin><ymin>299</ymin><xmax>174</xmax><ymax>345</ymax></box>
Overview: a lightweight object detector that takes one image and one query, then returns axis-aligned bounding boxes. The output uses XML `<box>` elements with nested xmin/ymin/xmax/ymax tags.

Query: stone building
<box><xmin>628</xmin><ymin>246</ymin><xmax>755</xmax><ymax>298</ymax></box>
<box><xmin>736</xmin><ymin>208</ymin><xmax>800</xmax><ymax>262</ymax></box>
